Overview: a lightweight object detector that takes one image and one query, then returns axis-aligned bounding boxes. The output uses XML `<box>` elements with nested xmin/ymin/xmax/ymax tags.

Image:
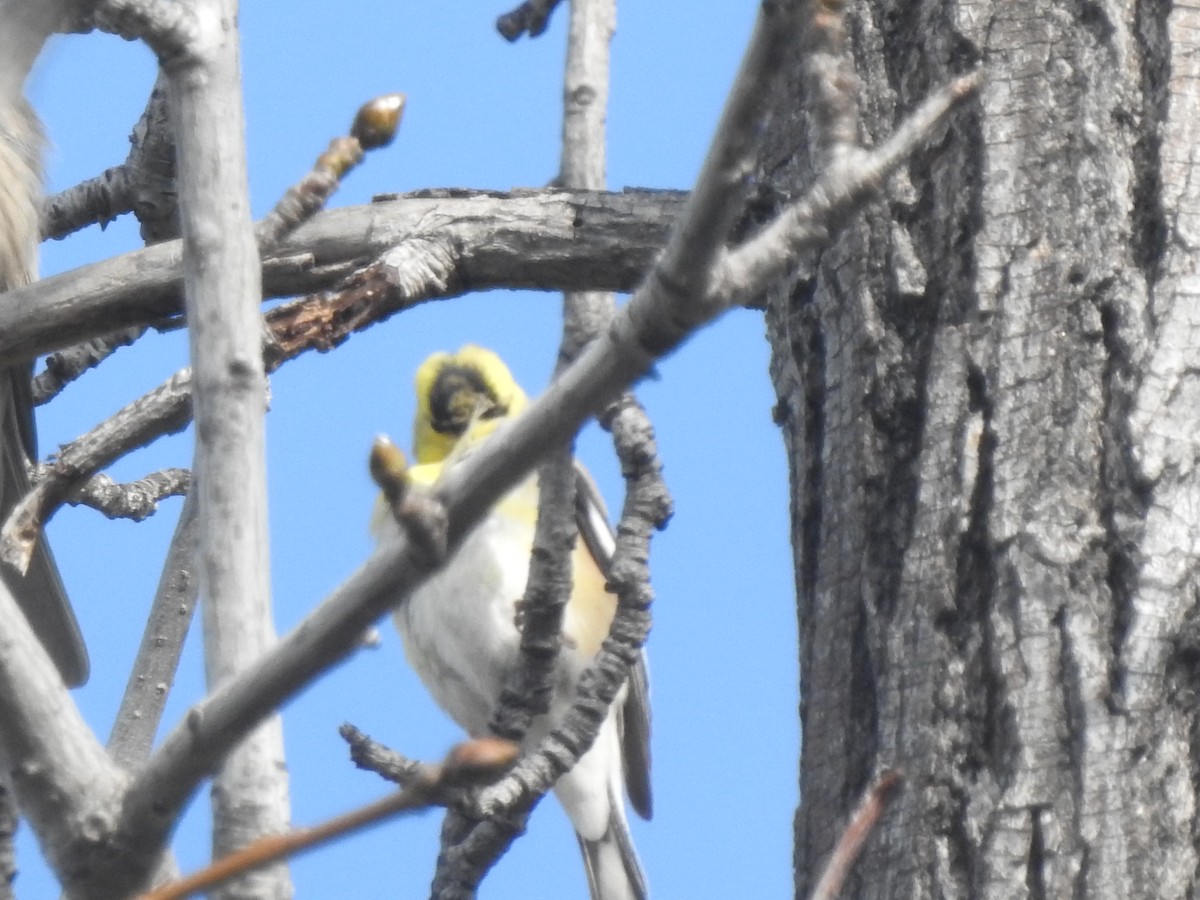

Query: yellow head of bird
<box><xmin>412</xmin><ymin>345</ymin><xmax>529</xmax><ymax>465</ymax></box>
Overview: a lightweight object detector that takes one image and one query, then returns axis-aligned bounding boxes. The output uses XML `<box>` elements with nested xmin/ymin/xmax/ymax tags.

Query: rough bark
<box><xmin>768</xmin><ymin>1</ymin><xmax>1200</xmax><ymax>898</ymax></box>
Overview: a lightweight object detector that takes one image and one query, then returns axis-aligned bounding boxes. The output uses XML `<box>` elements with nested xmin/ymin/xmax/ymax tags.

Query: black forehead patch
<box><xmin>428</xmin><ymin>363</ymin><xmax>504</xmax><ymax>435</ymax></box>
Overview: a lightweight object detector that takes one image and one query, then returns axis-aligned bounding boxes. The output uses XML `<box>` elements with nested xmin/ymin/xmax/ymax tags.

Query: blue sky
<box><xmin>25</xmin><ymin>2</ymin><xmax>796</xmax><ymax>897</ymax></box>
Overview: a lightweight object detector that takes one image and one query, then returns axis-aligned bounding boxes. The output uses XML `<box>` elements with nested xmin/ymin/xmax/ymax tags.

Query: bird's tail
<box><xmin>576</xmin><ymin>804</ymin><xmax>647</xmax><ymax>900</ymax></box>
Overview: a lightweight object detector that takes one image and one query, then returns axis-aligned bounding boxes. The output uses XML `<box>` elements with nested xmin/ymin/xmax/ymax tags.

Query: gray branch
<box><xmin>108</xmin><ymin>489</ymin><xmax>198</xmax><ymax>770</ymax></box>
<box><xmin>40</xmin><ymin>72</ymin><xmax>178</xmax><ymax>244</ymax></box>
<box><xmin>0</xmin><ymin>188</ymin><xmax>687</xmax><ymax>366</ymax></box>
<box><xmin>74</xmin><ymin>0</ymin><xmax>196</xmax><ymax>65</ymax></box>
<box><xmin>166</xmin><ymin>0</ymin><xmax>291</xmax><ymax>895</ymax></box>
<box><xmin>55</xmin><ymin>466</ymin><xmax>190</xmax><ymax>521</ymax></box>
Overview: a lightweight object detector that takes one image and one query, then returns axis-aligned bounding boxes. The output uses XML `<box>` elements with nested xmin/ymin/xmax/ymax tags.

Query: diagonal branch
<box><xmin>648</xmin><ymin>1</ymin><xmax>806</xmax><ymax>323</ymax></box>
<box><xmin>717</xmin><ymin>70</ymin><xmax>983</xmax><ymax>305</ymax></box>
<box><xmin>107</xmin><ymin>490</ymin><xmax>198</xmax><ymax>770</ymax></box>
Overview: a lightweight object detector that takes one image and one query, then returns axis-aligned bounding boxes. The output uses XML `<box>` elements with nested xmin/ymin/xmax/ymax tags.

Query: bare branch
<box><xmin>809</xmin><ymin>771</ymin><xmax>904</xmax><ymax>900</ymax></box>
<box><xmin>108</xmin><ymin>490</ymin><xmax>198</xmax><ymax>771</ymax></box>
<box><xmin>57</xmin><ymin>467</ymin><xmax>190</xmax><ymax>521</ymax></box>
<box><xmin>39</xmin><ymin>164</ymin><xmax>133</xmax><ymax>240</ymax></box>
<box><xmin>434</xmin><ymin>0</ymin><xmax>629</xmax><ymax>891</ymax></box>
<box><xmin>256</xmin><ymin>93</ymin><xmax>405</xmax><ymax>250</ymax></box>
<box><xmin>556</xmin><ymin>0</ymin><xmax>617</xmax><ymax>357</ymax></box>
<box><xmin>0</xmin><ymin>370</ymin><xmax>192</xmax><ymax>574</ymax></box>
<box><xmin>79</xmin><ymin>0</ymin><xmax>196</xmax><ymax>65</ymax></box>
<box><xmin>340</xmin><ymin>723</ymin><xmax>425</xmax><ymax>786</ymax></box>
<box><xmin>41</xmin><ymin>73</ymin><xmax>178</xmax><ymax>243</ymax></box>
<box><xmin>143</xmin><ymin>739</ymin><xmax>518</xmax><ymax>900</ymax></box>
<box><xmin>719</xmin><ymin>70</ymin><xmax>983</xmax><ymax>304</ymax></box>
<box><xmin>125</xmin><ymin>74</ymin><xmax>180</xmax><ymax>243</ymax></box>
<box><xmin>168</xmin><ymin>0</ymin><xmax>290</xmax><ymax>894</ymax></box>
<box><xmin>32</xmin><ymin>326</ymin><xmax>145</xmax><ymax>404</ymax></box>
<box><xmin>649</xmin><ymin>1</ymin><xmax>805</xmax><ymax>323</ymax></box>
<box><xmin>492</xmin><ymin>0</ymin><xmax>616</xmax><ymax>768</ymax></box>
<box><xmin>0</xmin><ymin>187</ymin><xmax>686</xmax><ymax>365</ymax></box>
<box><xmin>483</xmin><ymin>442</ymin><xmax>575</xmax><ymax>744</ymax></box>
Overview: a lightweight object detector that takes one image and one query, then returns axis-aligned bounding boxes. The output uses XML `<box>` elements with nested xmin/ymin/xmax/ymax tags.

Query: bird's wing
<box><xmin>575</xmin><ymin>462</ymin><xmax>653</xmax><ymax>821</ymax></box>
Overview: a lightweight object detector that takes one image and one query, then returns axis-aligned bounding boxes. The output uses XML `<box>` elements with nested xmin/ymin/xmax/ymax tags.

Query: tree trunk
<box><xmin>767</xmin><ymin>1</ymin><xmax>1200</xmax><ymax>897</ymax></box>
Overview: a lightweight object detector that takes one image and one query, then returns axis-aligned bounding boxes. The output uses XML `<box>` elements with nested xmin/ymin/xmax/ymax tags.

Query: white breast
<box><xmin>391</xmin><ymin>495</ymin><xmax>534</xmax><ymax>737</ymax></box>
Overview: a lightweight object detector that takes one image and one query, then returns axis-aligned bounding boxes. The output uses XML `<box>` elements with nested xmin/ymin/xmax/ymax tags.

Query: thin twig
<box><xmin>139</xmin><ymin>739</ymin><xmax>519</xmax><ymax>900</ymax></box>
<box><xmin>718</xmin><ymin>70</ymin><xmax>983</xmax><ymax>304</ymax></box>
<box><xmin>808</xmin><ymin>770</ymin><xmax>904</xmax><ymax>900</ymax></box>
<box><xmin>256</xmin><ymin>93</ymin><xmax>405</xmax><ymax>251</ymax></box>
<box><xmin>340</xmin><ymin>723</ymin><xmax>425</xmax><ymax>786</ymax></box>
<box><xmin>32</xmin><ymin>327</ymin><xmax>146</xmax><ymax>405</ymax></box>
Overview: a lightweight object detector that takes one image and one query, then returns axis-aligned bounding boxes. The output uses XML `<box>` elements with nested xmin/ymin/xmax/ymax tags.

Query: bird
<box><xmin>0</xmin><ymin>81</ymin><xmax>88</xmax><ymax>686</ymax></box>
<box><xmin>377</xmin><ymin>345</ymin><xmax>651</xmax><ymax>900</ymax></box>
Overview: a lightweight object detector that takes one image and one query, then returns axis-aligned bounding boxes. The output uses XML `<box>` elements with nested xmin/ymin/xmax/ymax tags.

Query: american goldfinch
<box><xmin>0</xmin><ymin>84</ymin><xmax>88</xmax><ymax>686</ymax></box>
<box><xmin>378</xmin><ymin>345</ymin><xmax>651</xmax><ymax>900</ymax></box>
